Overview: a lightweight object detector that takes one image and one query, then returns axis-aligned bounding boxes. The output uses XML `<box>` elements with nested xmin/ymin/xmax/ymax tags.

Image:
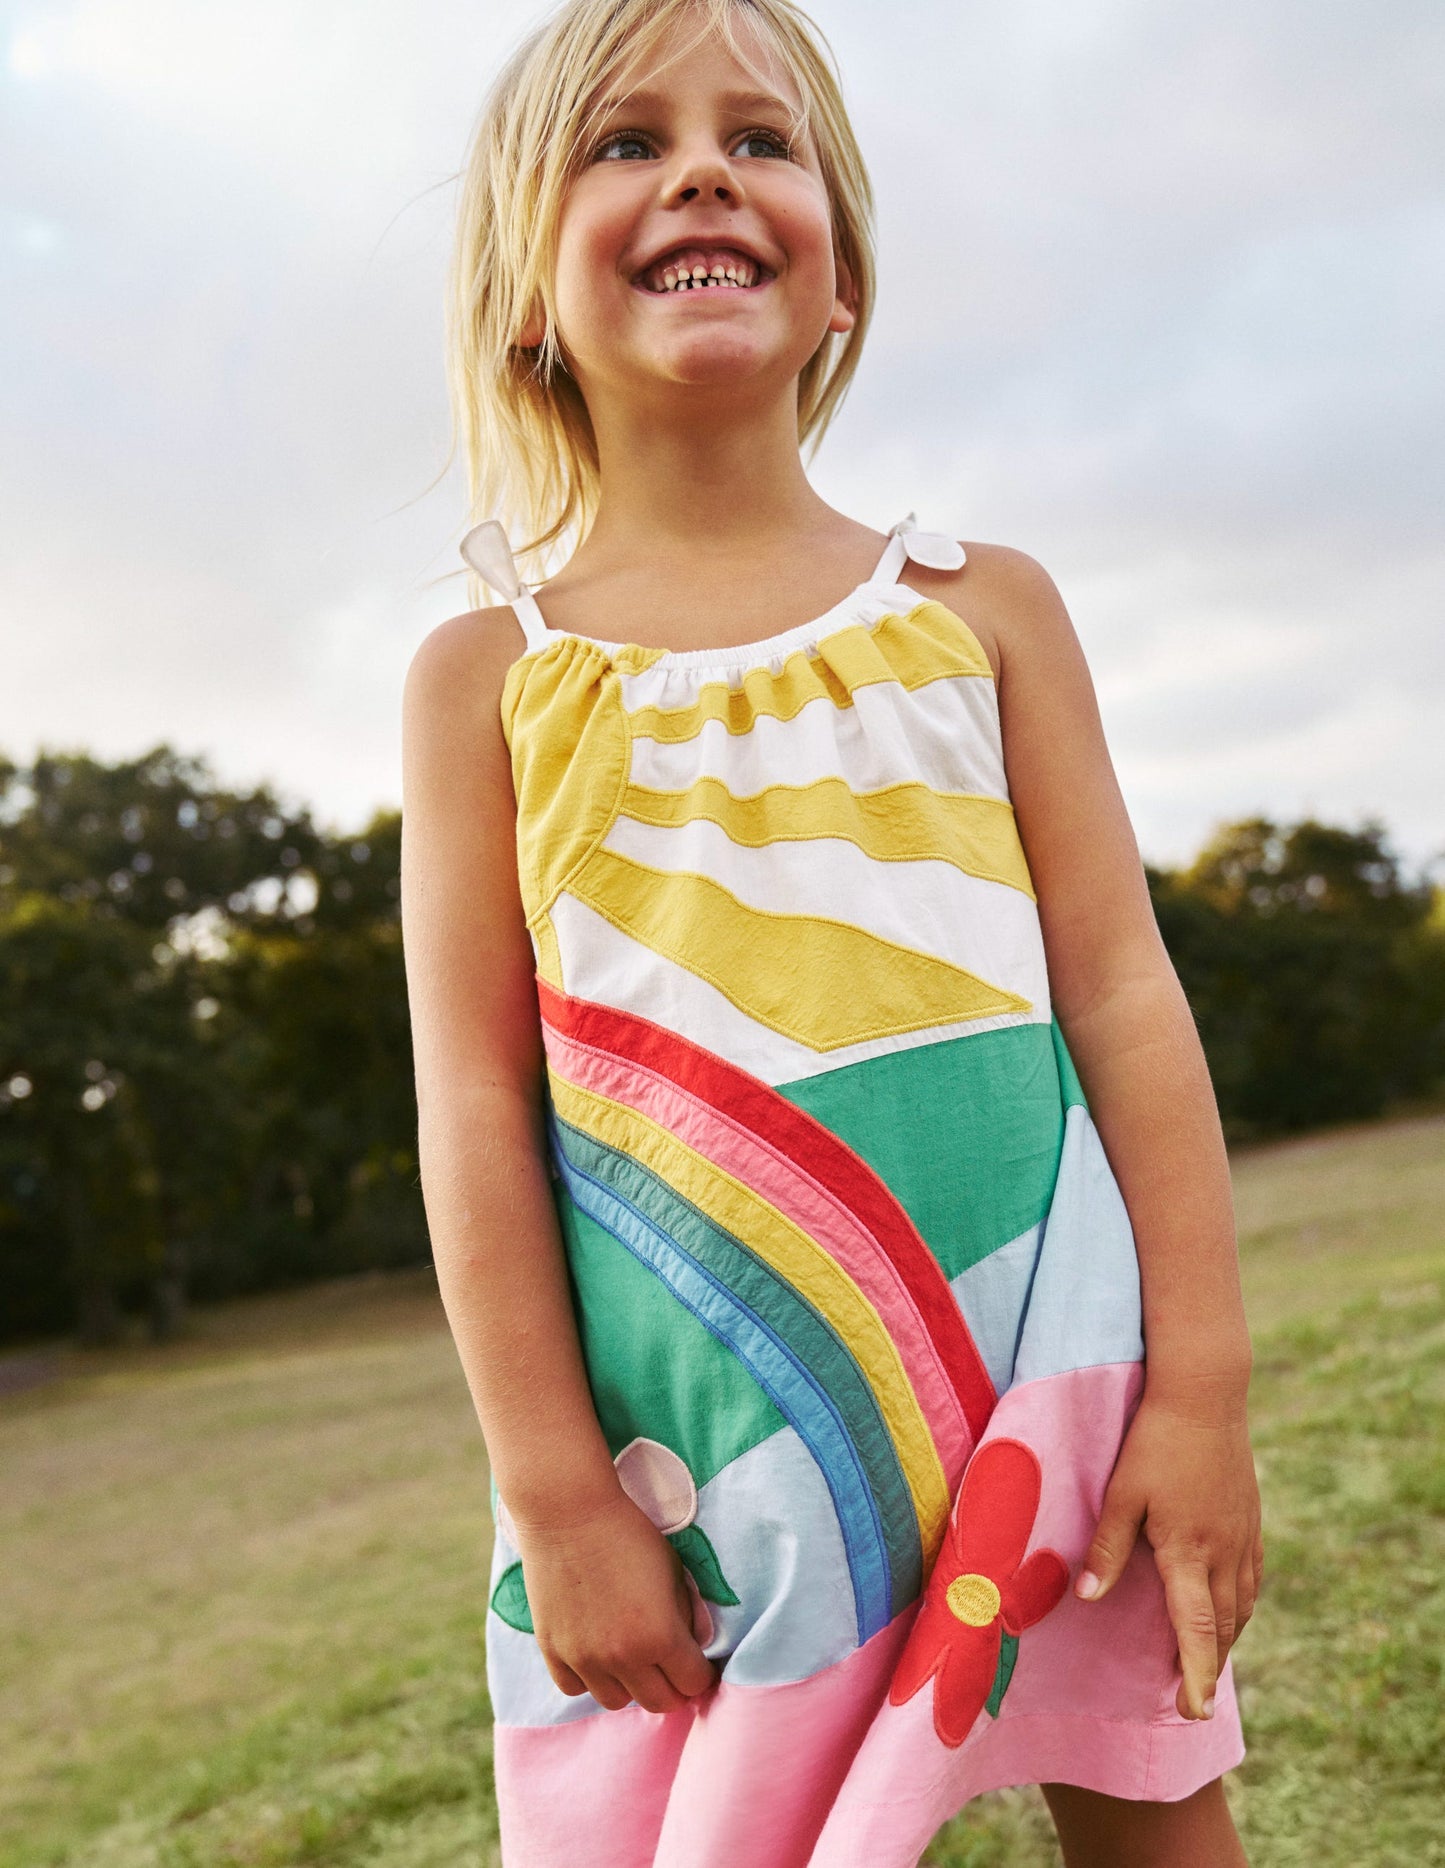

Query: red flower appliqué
<box><xmin>889</xmin><ymin>1437</ymin><xmax>1070</xmax><ymax>1746</ymax></box>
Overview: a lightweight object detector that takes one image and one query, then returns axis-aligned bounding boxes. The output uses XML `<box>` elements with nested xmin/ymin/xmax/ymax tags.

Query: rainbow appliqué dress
<box><xmin>464</xmin><ymin>515</ymin><xmax>1245</xmax><ymax>1867</ymax></box>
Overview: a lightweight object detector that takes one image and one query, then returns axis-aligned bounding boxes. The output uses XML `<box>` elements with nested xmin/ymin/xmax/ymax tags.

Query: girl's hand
<box><xmin>514</xmin><ymin>1487</ymin><xmax>718</xmax><ymax>1715</ymax></box>
<box><xmin>1073</xmin><ymin>1384</ymin><xmax>1264</xmax><ymax>1721</ymax></box>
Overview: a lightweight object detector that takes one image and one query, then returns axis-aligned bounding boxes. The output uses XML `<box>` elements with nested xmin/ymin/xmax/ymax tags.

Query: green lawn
<box><xmin>3</xmin><ymin>1113</ymin><xmax>1441</xmax><ymax>1867</ymax></box>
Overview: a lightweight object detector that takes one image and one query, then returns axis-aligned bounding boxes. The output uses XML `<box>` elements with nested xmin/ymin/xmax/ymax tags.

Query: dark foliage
<box><xmin>0</xmin><ymin>748</ymin><xmax>418</xmax><ymax>1345</ymax></box>
<box><xmin>1149</xmin><ymin>817</ymin><xmax>1445</xmax><ymax>1137</ymax></box>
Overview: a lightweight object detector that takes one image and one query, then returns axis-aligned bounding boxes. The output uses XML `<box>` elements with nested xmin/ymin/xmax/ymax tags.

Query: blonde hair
<box><xmin>445</xmin><ymin>0</ymin><xmax>876</xmax><ymax>596</ymax></box>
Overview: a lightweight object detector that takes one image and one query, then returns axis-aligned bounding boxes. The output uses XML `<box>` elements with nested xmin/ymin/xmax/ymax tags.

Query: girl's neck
<box><xmin>576</xmin><ymin>388</ymin><xmax>842</xmax><ymax>574</ymax></box>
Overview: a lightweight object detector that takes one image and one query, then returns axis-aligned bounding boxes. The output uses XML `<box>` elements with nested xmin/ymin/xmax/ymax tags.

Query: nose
<box><xmin>663</xmin><ymin>138</ymin><xmax>745</xmax><ymax>208</ymax></box>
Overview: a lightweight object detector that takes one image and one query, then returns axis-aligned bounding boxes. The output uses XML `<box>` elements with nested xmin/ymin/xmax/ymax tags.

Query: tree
<box><xmin>0</xmin><ymin>895</ymin><xmax>203</xmax><ymax>1342</ymax></box>
<box><xmin>1151</xmin><ymin>818</ymin><xmax>1445</xmax><ymax>1135</ymax></box>
<box><xmin>0</xmin><ymin>749</ymin><xmax>413</xmax><ymax>1343</ymax></box>
<box><xmin>0</xmin><ymin>746</ymin><xmax>324</xmax><ymax>932</ymax></box>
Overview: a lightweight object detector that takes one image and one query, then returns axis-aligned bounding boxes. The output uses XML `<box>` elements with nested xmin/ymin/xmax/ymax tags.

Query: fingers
<box><xmin>1211</xmin><ymin>1567</ymin><xmax>1238</xmax><ymax>1677</ymax></box>
<box><xmin>1075</xmin><ymin>1478</ymin><xmax>1145</xmax><ymax>1604</ymax></box>
<box><xmin>587</xmin><ymin>1671</ymin><xmax>636</xmax><ymax>1713</ymax></box>
<box><xmin>542</xmin><ymin>1649</ymin><xmax>632</xmax><ymax>1711</ymax></box>
<box><xmin>618</xmin><ymin>1662</ymin><xmax>692</xmax><ymax>1716</ymax></box>
<box><xmin>662</xmin><ymin>1630</ymin><xmax>717</xmax><ymax>1700</ymax></box>
<box><xmin>1233</xmin><ymin>1514</ymin><xmax>1265</xmax><ymax>1640</ymax></box>
<box><xmin>525</xmin><ymin>1504</ymin><xmax>721</xmax><ymax>1717</ymax></box>
<box><xmin>682</xmin><ymin>1567</ymin><xmax>715</xmax><ymax>1647</ymax></box>
<box><xmin>1159</xmin><ymin>1554</ymin><xmax>1219</xmax><ymax>1721</ymax></box>
<box><xmin>1235</xmin><ymin>1550</ymin><xmax>1258</xmax><ymax>1636</ymax></box>
<box><xmin>556</xmin><ymin>1647</ymin><xmax>713</xmax><ymax>1715</ymax></box>
<box><xmin>547</xmin><ymin>1654</ymin><xmax>668</xmax><ymax>1714</ymax></box>
<box><xmin>543</xmin><ymin>1621</ymin><xmax>715</xmax><ymax>1715</ymax></box>
<box><xmin>544</xmin><ymin>1655</ymin><xmax>589</xmax><ymax>1698</ymax></box>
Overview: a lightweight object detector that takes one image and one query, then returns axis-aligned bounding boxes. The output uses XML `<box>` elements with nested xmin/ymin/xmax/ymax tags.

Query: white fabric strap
<box><xmin>459</xmin><ymin>520</ymin><xmax>551</xmax><ymax>649</ymax></box>
<box><xmin>461</xmin><ymin>513</ymin><xmax>963</xmax><ymax>650</ymax></box>
<box><xmin>872</xmin><ymin>512</ymin><xmax>967</xmax><ymax>585</ymax></box>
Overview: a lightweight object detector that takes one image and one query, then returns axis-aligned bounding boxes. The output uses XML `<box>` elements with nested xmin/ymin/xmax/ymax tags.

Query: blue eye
<box><xmin>592</xmin><ymin>126</ymin><xmax>793</xmax><ymax>163</ymax></box>
<box><xmin>734</xmin><ymin>129</ymin><xmax>790</xmax><ymax>159</ymax></box>
<box><xmin>595</xmin><ymin>130</ymin><xmax>655</xmax><ymax>161</ymax></box>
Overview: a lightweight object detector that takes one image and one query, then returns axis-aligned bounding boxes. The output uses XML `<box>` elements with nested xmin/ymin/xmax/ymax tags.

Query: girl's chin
<box><xmin>632</xmin><ymin>339</ymin><xmax>790</xmax><ymax>386</ymax></box>
<box><xmin>563</xmin><ymin>304</ymin><xmax>831</xmax><ymax>395</ymax></box>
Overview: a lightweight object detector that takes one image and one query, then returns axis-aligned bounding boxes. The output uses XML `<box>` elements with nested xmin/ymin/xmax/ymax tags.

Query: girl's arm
<box><xmin>958</xmin><ymin>546</ymin><xmax>1264</xmax><ymax>1724</ymax></box>
<box><xmin>400</xmin><ymin>613</ymin><xmax>715</xmax><ymax>1715</ymax></box>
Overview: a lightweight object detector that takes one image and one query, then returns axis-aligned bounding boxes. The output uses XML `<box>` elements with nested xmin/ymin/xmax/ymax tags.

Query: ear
<box><xmin>827</xmin><ymin>253</ymin><xmax>857</xmax><ymax>337</ymax></box>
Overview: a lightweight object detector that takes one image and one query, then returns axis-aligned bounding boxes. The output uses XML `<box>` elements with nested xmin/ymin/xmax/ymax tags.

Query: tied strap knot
<box><xmin>889</xmin><ymin>511</ymin><xmax>966</xmax><ymax>572</ymax></box>
<box><xmin>460</xmin><ymin>519</ymin><xmax>526</xmax><ymax>599</ymax></box>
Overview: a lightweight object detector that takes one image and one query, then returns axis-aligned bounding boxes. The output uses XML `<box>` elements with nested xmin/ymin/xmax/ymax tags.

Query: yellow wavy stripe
<box><xmin>548</xmin><ymin>1067</ymin><xmax>950</xmax><ymax>1565</ymax></box>
<box><xmin>506</xmin><ymin>647</ymin><xmax>632</xmax><ymax>929</ymax></box>
<box><xmin>620</xmin><ymin>774</ymin><xmax>1036</xmax><ymax>900</ymax></box>
<box><xmin>627</xmin><ymin>602</ymin><xmax>993</xmax><ymax>745</ymax></box>
<box><xmin>569</xmin><ymin>846</ymin><xmax>1031</xmax><ymax>1052</ymax></box>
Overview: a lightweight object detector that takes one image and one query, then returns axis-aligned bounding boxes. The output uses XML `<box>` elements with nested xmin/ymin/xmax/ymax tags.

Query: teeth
<box><xmin>644</xmin><ymin>253</ymin><xmax>763</xmax><ymax>292</ymax></box>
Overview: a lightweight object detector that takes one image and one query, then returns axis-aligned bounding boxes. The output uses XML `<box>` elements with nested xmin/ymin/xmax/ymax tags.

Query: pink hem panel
<box><xmin>808</xmin><ymin>1660</ymin><xmax>1244</xmax><ymax>1867</ymax></box>
<box><xmin>493</xmin><ymin>1638</ymin><xmax>1243</xmax><ymax>1868</ymax></box>
<box><xmin>491</xmin><ymin>1365</ymin><xmax>1247</xmax><ymax>1867</ymax></box>
<box><xmin>494</xmin><ymin>1704</ymin><xmax>691</xmax><ymax>1868</ymax></box>
<box><xmin>493</xmin><ymin>1619</ymin><xmax>912</xmax><ymax>1868</ymax></box>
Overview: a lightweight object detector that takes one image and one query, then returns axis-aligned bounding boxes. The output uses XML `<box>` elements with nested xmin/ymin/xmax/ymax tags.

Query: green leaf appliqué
<box><xmin>668</xmin><ymin>1523</ymin><xmax>740</xmax><ymax>1605</ymax></box>
<box><xmin>985</xmin><ymin>1630</ymin><xmax>1019</xmax><ymax>1717</ymax></box>
<box><xmin>490</xmin><ymin>1560</ymin><xmax>534</xmax><ymax>1633</ymax></box>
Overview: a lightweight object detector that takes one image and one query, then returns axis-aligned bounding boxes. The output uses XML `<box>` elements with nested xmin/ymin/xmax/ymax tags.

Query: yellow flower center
<box><xmin>945</xmin><ymin>1572</ymin><xmax>1001</xmax><ymax>1627</ymax></box>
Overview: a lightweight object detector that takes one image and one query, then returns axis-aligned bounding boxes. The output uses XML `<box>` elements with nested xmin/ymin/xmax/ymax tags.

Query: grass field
<box><xmin>2</xmin><ymin>1112</ymin><xmax>1441</xmax><ymax>1867</ymax></box>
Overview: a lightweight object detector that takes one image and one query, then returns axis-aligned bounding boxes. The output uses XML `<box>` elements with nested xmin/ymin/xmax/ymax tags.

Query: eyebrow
<box><xmin>598</xmin><ymin>85</ymin><xmax>797</xmax><ymax>119</ymax></box>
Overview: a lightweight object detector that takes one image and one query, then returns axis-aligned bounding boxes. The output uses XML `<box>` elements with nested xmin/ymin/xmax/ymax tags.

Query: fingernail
<box><xmin>1203</xmin><ymin>1696</ymin><xmax>1216</xmax><ymax>1719</ymax></box>
<box><xmin>1074</xmin><ymin>1570</ymin><xmax>1100</xmax><ymax>1600</ymax></box>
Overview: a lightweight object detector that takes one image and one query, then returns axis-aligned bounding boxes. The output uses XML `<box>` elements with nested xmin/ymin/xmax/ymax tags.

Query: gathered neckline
<box><xmin>523</xmin><ymin>578</ymin><xmax>925</xmax><ymax>673</ymax></box>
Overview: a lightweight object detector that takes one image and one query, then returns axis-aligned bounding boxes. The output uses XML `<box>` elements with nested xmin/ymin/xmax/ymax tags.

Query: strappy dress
<box><xmin>459</xmin><ymin>515</ymin><xmax>1245</xmax><ymax>1868</ymax></box>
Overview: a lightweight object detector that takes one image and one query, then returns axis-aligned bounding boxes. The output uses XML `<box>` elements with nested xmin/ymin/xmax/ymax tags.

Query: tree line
<box><xmin>1</xmin><ymin>746</ymin><xmax>1441</xmax><ymax>1346</ymax></box>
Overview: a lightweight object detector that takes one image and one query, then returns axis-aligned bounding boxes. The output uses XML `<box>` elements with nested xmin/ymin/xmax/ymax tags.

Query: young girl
<box><xmin>401</xmin><ymin>1</ymin><xmax>1262</xmax><ymax>1862</ymax></box>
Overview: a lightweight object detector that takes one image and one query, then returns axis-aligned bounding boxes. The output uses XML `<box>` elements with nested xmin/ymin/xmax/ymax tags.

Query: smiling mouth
<box><xmin>634</xmin><ymin>245</ymin><xmax>774</xmax><ymax>294</ymax></box>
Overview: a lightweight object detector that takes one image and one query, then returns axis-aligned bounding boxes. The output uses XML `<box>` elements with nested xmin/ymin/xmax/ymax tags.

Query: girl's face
<box><xmin>539</xmin><ymin>14</ymin><xmax>854</xmax><ymax>418</ymax></box>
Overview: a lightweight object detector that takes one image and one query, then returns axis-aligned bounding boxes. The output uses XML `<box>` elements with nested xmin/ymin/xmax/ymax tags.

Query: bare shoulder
<box><xmin>404</xmin><ymin>604</ymin><xmax>530</xmax><ymax>725</ymax></box>
<box><xmin>401</xmin><ymin>603</ymin><xmax>531</xmax><ymax>900</ymax></box>
<box><xmin>401</xmin><ymin>604</ymin><xmax>544</xmax><ymax>1104</ymax></box>
<box><xmin>901</xmin><ymin>541</ymin><xmax>1078</xmax><ymax>683</ymax></box>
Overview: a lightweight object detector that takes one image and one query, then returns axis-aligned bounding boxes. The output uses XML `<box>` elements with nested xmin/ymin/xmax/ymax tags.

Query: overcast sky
<box><xmin>4</xmin><ymin>0</ymin><xmax>1442</xmax><ymax>873</ymax></box>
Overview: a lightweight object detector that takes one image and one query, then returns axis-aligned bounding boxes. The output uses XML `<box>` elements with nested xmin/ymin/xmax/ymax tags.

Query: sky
<box><xmin>3</xmin><ymin>0</ymin><xmax>1442</xmax><ymax>873</ymax></box>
